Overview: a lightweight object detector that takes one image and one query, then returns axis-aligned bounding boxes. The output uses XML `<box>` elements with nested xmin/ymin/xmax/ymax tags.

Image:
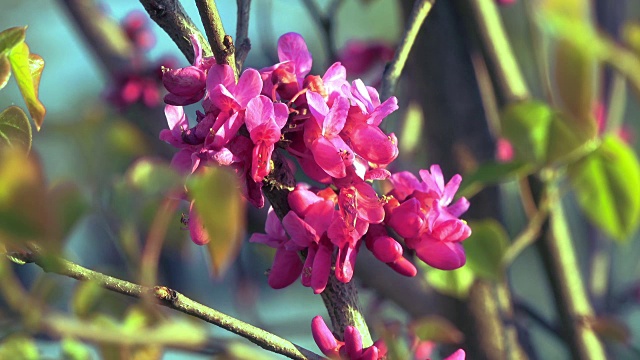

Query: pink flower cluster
<box><xmin>312</xmin><ymin>316</ymin><xmax>466</xmax><ymax>360</ymax></box>
<box><xmin>105</xmin><ymin>11</ymin><xmax>176</xmax><ymax>109</ymax></box>
<box><xmin>160</xmin><ymin>32</ymin><xmax>471</xmax><ymax>287</ymax></box>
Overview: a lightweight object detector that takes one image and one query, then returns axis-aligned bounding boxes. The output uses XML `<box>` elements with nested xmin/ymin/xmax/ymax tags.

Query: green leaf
<box><xmin>0</xmin><ymin>54</ymin><xmax>10</xmax><ymax>90</ymax></box>
<box><xmin>0</xmin><ymin>27</ymin><xmax>26</xmax><ymax>55</ymax></box>
<box><xmin>458</xmin><ymin>161</ymin><xmax>534</xmax><ymax>198</ymax></box>
<box><xmin>187</xmin><ymin>167</ymin><xmax>245</xmax><ymax>277</ymax></box>
<box><xmin>420</xmin><ymin>262</ymin><xmax>475</xmax><ymax>299</ymax></box>
<box><xmin>48</xmin><ymin>182</ymin><xmax>90</xmax><ymax>239</ymax></box>
<box><xmin>0</xmin><ymin>106</ymin><xmax>31</xmax><ymax>152</ymax></box>
<box><xmin>410</xmin><ymin>316</ymin><xmax>464</xmax><ymax>344</ymax></box>
<box><xmin>464</xmin><ymin>219</ymin><xmax>509</xmax><ymax>281</ymax></box>
<box><xmin>8</xmin><ymin>42</ymin><xmax>45</xmax><ymax>130</ymax></box>
<box><xmin>553</xmin><ymin>38</ymin><xmax>598</xmax><ymax>136</ymax></box>
<box><xmin>61</xmin><ymin>338</ymin><xmax>92</xmax><ymax>360</ymax></box>
<box><xmin>500</xmin><ymin>101</ymin><xmax>590</xmax><ymax>166</ymax></box>
<box><xmin>0</xmin><ymin>334</ymin><xmax>38</xmax><ymax>360</ymax></box>
<box><xmin>0</xmin><ymin>149</ymin><xmax>53</xmax><ymax>243</ymax></box>
<box><xmin>72</xmin><ymin>280</ymin><xmax>104</xmax><ymax>318</ymax></box>
<box><xmin>126</xmin><ymin>158</ymin><xmax>182</xmax><ymax>196</ymax></box>
<box><xmin>568</xmin><ymin>135</ymin><xmax>640</xmax><ymax>241</ymax></box>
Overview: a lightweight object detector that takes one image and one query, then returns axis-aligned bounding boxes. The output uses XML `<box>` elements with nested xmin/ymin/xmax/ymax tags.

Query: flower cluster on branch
<box><xmin>159</xmin><ymin>31</ymin><xmax>471</xmax><ymax>359</ymax></box>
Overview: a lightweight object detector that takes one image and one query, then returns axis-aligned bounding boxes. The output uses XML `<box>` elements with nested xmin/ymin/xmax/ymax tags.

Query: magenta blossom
<box><xmin>386</xmin><ymin>165</ymin><xmax>471</xmax><ymax>270</ymax></box>
<box><xmin>311</xmin><ymin>316</ymin><xmax>387</xmax><ymax>360</ymax></box>
<box><xmin>244</xmin><ymin>95</ymin><xmax>289</xmax><ymax>182</ymax></box>
<box><xmin>249</xmin><ymin>208</ymin><xmax>303</xmax><ymax>289</ymax></box>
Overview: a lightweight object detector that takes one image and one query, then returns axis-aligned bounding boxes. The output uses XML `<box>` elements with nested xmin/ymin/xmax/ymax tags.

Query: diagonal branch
<box><xmin>195</xmin><ymin>0</ymin><xmax>238</xmax><ymax>75</ymax></box>
<box><xmin>139</xmin><ymin>0</ymin><xmax>212</xmax><ymax>63</ymax></box>
<box><xmin>380</xmin><ymin>0</ymin><xmax>436</xmax><ymax>100</ymax></box>
<box><xmin>9</xmin><ymin>249</ymin><xmax>323</xmax><ymax>360</ymax></box>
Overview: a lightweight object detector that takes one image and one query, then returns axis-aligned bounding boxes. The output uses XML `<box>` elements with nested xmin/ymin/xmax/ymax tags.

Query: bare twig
<box><xmin>7</xmin><ymin>249</ymin><xmax>324</xmax><ymax>360</ymax></box>
<box><xmin>58</xmin><ymin>0</ymin><xmax>134</xmax><ymax>78</ymax></box>
<box><xmin>301</xmin><ymin>0</ymin><xmax>342</xmax><ymax>63</ymax></box>
<box><xmin>235</xmin><ymin>0</ymin><xmax>252</xmax><ymax>71</ymax></box>
<box><xmin>195</xmin><ymin>0</ymin><xmax>237</xmax><ymax>75</ymax></box>
<box><xmin>380</xmin><ymin>0</ymin><xmax>436</xmax><ymax>100</ymax></box>
<box><xmin>139</xmin><ymin>0</ymin><xmax>212</xmax><ymax>63</ymax></box>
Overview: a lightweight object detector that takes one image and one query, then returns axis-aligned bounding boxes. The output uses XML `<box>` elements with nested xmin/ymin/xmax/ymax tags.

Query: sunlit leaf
<box><xmin>125</xmin><ymin>158</ymin><xmax>182</xmax><ymax>197</ymax></box>
<box><xmin>458</xmin><ymin>161</ymin><xmax>534</xmax><ymax>198</ymax></box>
<box><xmin>568</xmin><ymin>135</ymin><xmax>640</xmax><ymax>241</ymax></box>
<box><xmin>187</xmin><ymin>167</ymin><xmax>245</xmax><ymax>277</ymax></box>
<box><xmin>0</xmin><ymin>105</ymin><xmax>32</xmax><ymax>152</ymax></box>
<box><xmin>586</xmin><ymin>316</ymin><xmax>631</xmax><ymax>345</ymax></box>
<box><xmin>0</xmin><ymin>54</ymin><xmax>10</xmax><ymax>90</ymax></box>
<box><xmin>49</xmin><ymin>182</ymin><xmax>89</xmax><ymax>239</ymax></box>
<box><xmin>421</xmin><ymin>262</ymin><xmax>475</xmax><ymax>300</ymax></box>
<box><xmin>72</xmin><ymin>280</ymin><xmax>104</xmax><ymax>318</ymax></box>
<box><xmin>399</xmin><ymin>101</ymin><xmax>423</xmax><ymax>155</ymax></box>
<box><xmin>61</xmin><ymin>338</ymin><xmax>92</xmax><ymax>360</ymax></box>
<box><xmin>464</xmin><ymin>219</ymin><xmax>509</xmax><ymax>281</ymax></box>
<box><xmin>501</xmin><ymin>101</ymin><xmax>554</xmax><ymax>164</ymax></box>
<box><xmin>0</xmin><ymin>149</ymin><xmax>53</xmax><ymax>244</ymax></box>
<box><xmin>0</xmin><ymin>334</ymin><xmax>38</xmax><ymax>360</ymax></box>
<box><xmin>553</xmin><ymin>36</ymin><xmax>598</xmax><ymax>136</ymax></box>
<box><xmin>0</xmin><ymin>26</ymin><xmax>26</xmax><ymax>55</ymax></box>
<box><xmin>410</xmin><ymin>316</ymin><xmax>464</xmax><ymax>344</ymax></box>
<box><xmin>501</xmin><ymin>101</ymin><xmax>590</xmax><ymax>166</ymax></box>
<box><xmin>8</xmin><ymin>42</ymin><xmax>45</xmax><ymax>130</ymax></box>
<box><xmin>28</xmin><ymin>53</ymin><xmax>44</xmax><ymax>100</ymax></box>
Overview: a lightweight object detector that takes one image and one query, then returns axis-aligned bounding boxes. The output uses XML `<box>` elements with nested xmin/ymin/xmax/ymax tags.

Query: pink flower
<box><xmin>443</xmin><ymin>349</ymin><xmax>466</xmax><ymax>360</ymax></box>
<box><xmin>249</xmin><ymin>208</ymin><xmax>303</xmax><ymax>289</ymax></box>
<box><xmin>338</xmin><ymin>41</ymin><xmax>395</xmax><ymax>78</ymax></box>
<box><xmin>206</xmin><ymin>64</ymin><xmax>262</xmax><ymax>113</ymax></box>
<box><xmin>305</xmin><ymin>92</ymin><xmax>354</xmax><ymax>178</ymax></box>
<box><xmin>244</xmin><ymin>95</ymin><xmax>289</xmax><ymax>182</ymax></box>
<box><xmin>163</xmin><ymin>35</ymin><xmax>214</xmax><ymax>106</ymax></box>
<box><xmin>311</xmin><ymin>316</ymin><xmax>387</xmax><ymax>360</ymax></box>
<box><xmin>386</xmin><ymin>166</ymin><xmax>471</xmax><ymax>270</ymax></box>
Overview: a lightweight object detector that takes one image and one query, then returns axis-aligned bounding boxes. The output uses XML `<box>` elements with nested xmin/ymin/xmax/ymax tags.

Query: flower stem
<box><xmin>139</xmin><ymin>0</ymin><xmax>212</xmax><ymax>63</ymax></box>
<box><xmin>380</xmin><ymin>0</ymin><xmax>436</xmax><ymax>100</ymax></box>
<box><xmin>195</xmin><ymin>0</ymin><xmax>238</xmax><ymax>76</ymax></box>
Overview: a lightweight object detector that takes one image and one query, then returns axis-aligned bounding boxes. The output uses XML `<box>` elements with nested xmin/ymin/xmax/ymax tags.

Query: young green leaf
<box><xmin>0</xmin><ymin>105</ymin><xmax>32</xmax><ymax>151</ymax></box>
<box><xmin>458</xmin><ymin>161</ymin><xmax>534</xmax><ymax>198</ymax></box>
<box><xmin>0</xmin><ymin>335</ymin><xmax>38</xmax><ymax>360</ymax></box>
<box><xmin>187</xmin><ymin>167</ymin><xmax>245</xmax><ymax>277</ymax></box>
<box><xmin>420</xmin><ymin>262</ymin><xmax>475</xmax><ymax>299</ymax></box>
<box><xmin>8</xmin><ymin>42</ymin><xmax>45</xmax><ymax>130</ymax></box>
<box><xmin>464</xmin><ymin>219</ymin><xmax>509</xmax><ymax>281</ymax></box>
<box><xmin>410</xmin><ymin>316</ymin><xmax>464</xmax><ymax>344</ymax></box>
<box><xmin>0</xmin><ymin>26</ymin><xmax>26</xmax><ymax>55</ymax></box>
<box><xmin>0</xmin><ymin>54</ymin><xmax>10</xmax><ymax>90</ymax></box>
<box><xmin>568</xmin><ymin>135</ymin><xmax>640</xmax><ymax>241</ymax></box>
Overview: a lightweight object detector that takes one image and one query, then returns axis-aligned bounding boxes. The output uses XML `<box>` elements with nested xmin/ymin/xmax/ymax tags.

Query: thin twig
<box><xmin>301</xmin><ymin>0</ymin><xmax>342</xmax><ymax>63</ymax></box>
<box><xmin>7</xmin><ymin>249</ymin><xmax>323</xmax><ymax>360</ymax></box>
<box><xmin>195</xmin><ymin>0</ymin><xmax>238</xmax><ymax>76</ymax></box>
<box><xmin>235</xmin><ymin>0</ymin><xmax>252</xmax><ymax>71</ymax></box>
<box><xmin>58</xmin><ymin>0</ymin><xmax>134</xmax><ymax>78</ymax></box>
<box><xmin>380</xmin><ymin>0</ymin><xmax>436</xmax><ymax>100</ymax></box>
<box><xmin>139</xmin><ymin>0</ymin><xmax>212</xmax><ymax>63</ymax></box>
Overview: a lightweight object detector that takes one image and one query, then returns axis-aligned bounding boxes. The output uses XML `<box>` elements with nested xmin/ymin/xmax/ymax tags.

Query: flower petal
<box><xmin>277</xmin><ymin>32</ymin><xmax>312</xmax><ymax>79</ymax></box>
<box><xmin>235</xmin><ymin>68</ymin><xmax>262</xmax><ymax>107</ymax></box>
<box><xmin>268</xmin><ymin>248</ymin><xmax>303</xmax><ymax>289</ymax></box>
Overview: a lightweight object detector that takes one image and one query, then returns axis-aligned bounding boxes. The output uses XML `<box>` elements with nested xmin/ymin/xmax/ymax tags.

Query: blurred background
<box><xmin>2</xmin><ymin>0</ymin><xmax>640</xmax><ymax>359</ymax></box>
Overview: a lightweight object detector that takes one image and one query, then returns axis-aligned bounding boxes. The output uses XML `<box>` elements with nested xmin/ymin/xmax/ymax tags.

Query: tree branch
<box><xmin>265</xmin><ymin>150</ymin><xmax>373</xmax><ymax>346</ymax></box>
<box><xmin>8</xmin><ymin>249</ymin><xmax>323</xmax><ymax>360</ymax></box>
<box><xmin>301</xmin><ymin>0</ymin><xmax>342</xmax><ymax>63</ymax></box>
<box><xmin>58</xmin><ymin>0</ymin><xmax>134</xmax><ymax>78</ymax></box>
<box><xmin>195</xmin><ymin>0</ymin><xmax>237</xmax><ymax>75</ymax></box>
<box><xmin>139</xmin><ymin>0</ymin><xmax>212</xmax><ymax>64</ymax></box>
<box><xmin>380</xmin><ymin>0</ymin><xmax>436</xmax><ymax>100</ymax></box>
<box><xmin>235</xmin><ymin>0</ymin><xmax>252</xmax><ymax>71</ymax></box>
